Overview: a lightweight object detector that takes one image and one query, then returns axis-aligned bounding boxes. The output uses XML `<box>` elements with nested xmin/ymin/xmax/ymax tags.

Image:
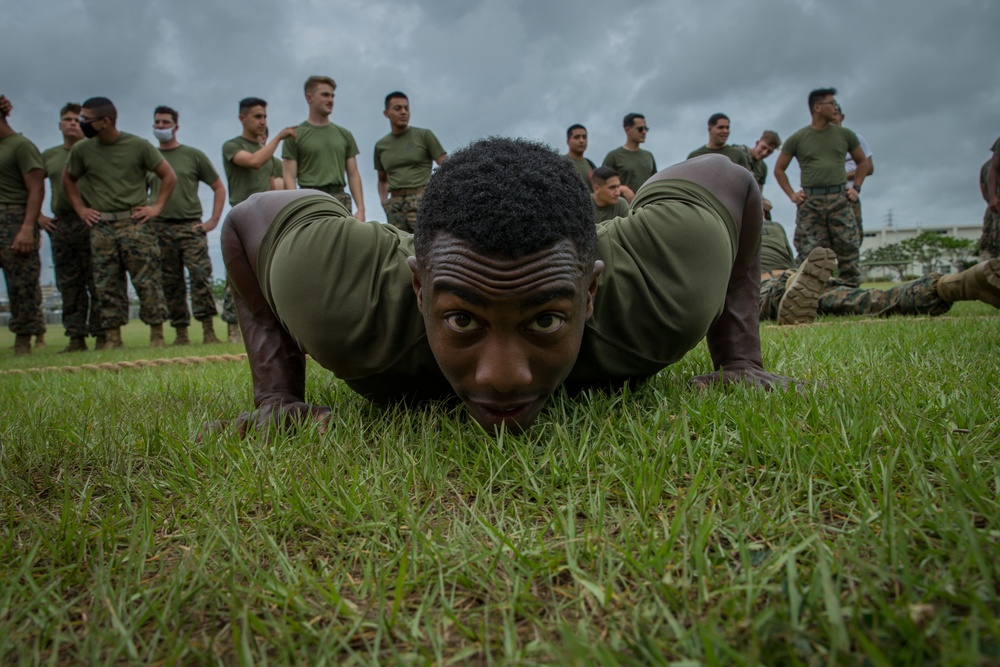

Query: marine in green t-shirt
<box><xmin>212</xmin><ymin>137</ymin><xmax>789</xmax><ymax>436</ymax></box>
<box><xmin>773</xmin><ymin>88</ymin><xmax>869</xmax><ymax>287</ymax></box>
<box><xmin>590</xmin><ymin>166</ymin><xmax>630</xmax><ymax>224</ymax></box>
<box><xmin>759</xmin><ymin>220</ymin><xmax>796</xmax><ymax>274</ymax></box>
<box><xmin>0</xmin><ymin>98</ymin><xmax>47</xmax><ymax>353</ymax></box>
<box><xmin>62</xmin><ymin>97</ymin><xmax>177</xmax><ymax>348</ymax></box>
<box><xmin>564</xmin><ymin>124</ymin><xmax>594</xmax><ymax>189</ymax></box>
<box><xmin>40</xmin><ymin>102</ymin><xmax>103</xmax><ymax>350</ymax></box>
<box><xmin>282</xmin><ymin>76</ymin><xmax>365</xmax><ymax>220</ymax></box>
<box><xmin>602</xmin><ymin>113</ymin><xmax>656</xmax><ymax>202</ymax></box>
<box><xmin>222</xmin><ymin>98</ymin><xmax>296</xmax><ymax>206</ymax></box>
<box><xmin>375</xmin><ymin>92</ymin><xmax>448</xmax><ymax>232</ymax></box>
<box><xmin>734</xmin><ymin>130</ymin><xmax>781</xmax><ymax>219</ymax></box>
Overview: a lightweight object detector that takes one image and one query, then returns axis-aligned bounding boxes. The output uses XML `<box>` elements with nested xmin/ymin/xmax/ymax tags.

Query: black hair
<box><xmin>591</xmin><ymin>166</ymin><xmax>618</xmax><ymax>183</ymax></box>
<box><xmin>708</xmin><ymin>112</ymin><xmax>729</xmax><ymax>127</ymax></box>
<box><xmin>239</xmin><ymin>97</ymin><xmax>267</xmax><ymax>114</ymax></box>
<box><xmin>81</xmin><ymin>96</ymin><xmax>117</xmax><ymax>122</ymax></box>
<box><xmin>415</xmin><ymin>137</ymin><xmax>596</xmax><ymax>267</ymax></box>
<box><xmin>623</xmin><ymin>113</ymin><xmax>645</xmax><ymax>128</ymax></box>
<box><xmin>154</xmin><ymin>105</ymin><xmax>178</xmax><ymax>123</ymax></box>
<box><xmin>385</xmin><ymin>91</ymin><xmax>408</xmax><ymax>109</ymax></box>
<box><xmin>566</xmin><ymin>123</ymin><xmax>586</xmax><ymax>139</ymax></box>
<box><xmin>808</xmin><ymin>87</ymin><xmax>837</xmax><ymax>111</ymax></box>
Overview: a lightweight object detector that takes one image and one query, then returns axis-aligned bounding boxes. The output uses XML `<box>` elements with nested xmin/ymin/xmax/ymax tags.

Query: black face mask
<box><xmin>79</xmin><ymin>119</ymin><xmax>100</xmax><ymax>138</ymax></box>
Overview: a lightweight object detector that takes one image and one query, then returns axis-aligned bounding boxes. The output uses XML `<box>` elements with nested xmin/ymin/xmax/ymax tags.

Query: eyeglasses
<box><xmin>634</xmin><ymin>126</ymin><xmax>649</xmax><ymax>132</ymax></box>
<box><xmin>78</xmin><ymin>116</ymin><xmax>104</xmax><ymax>124</ymax></box>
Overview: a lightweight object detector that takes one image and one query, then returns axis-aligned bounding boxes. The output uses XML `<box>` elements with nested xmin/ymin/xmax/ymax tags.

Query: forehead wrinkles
<box><xmin>427</xmin><ymin>244</ymin><xmax>583</xmax><ymax>296</ymax></box>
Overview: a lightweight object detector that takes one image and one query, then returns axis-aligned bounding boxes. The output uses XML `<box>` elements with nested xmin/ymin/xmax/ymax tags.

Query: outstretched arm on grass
<box><xmin>213</xmin><ymin>190</ymin><xmax>333</xmax><ymax>435</ymax></box>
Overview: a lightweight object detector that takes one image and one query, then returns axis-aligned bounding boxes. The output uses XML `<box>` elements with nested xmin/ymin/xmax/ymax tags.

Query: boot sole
<box><xmin>777</xmin><ymin>248</ymin><xmax>838</xmax><ymax>325</ymax></box>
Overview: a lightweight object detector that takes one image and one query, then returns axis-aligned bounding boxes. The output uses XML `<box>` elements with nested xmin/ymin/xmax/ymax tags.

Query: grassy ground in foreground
<box><xmin>1</xmin><ymin>306</ymin><xmax>998</xmax><ymax>665</ymax></box>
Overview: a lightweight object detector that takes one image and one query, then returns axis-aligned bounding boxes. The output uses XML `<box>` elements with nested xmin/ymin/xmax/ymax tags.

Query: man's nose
<box><xmin>475</xmin><ymin>336</ymin><xmax>532</xmax><ymax>393</ymax></box>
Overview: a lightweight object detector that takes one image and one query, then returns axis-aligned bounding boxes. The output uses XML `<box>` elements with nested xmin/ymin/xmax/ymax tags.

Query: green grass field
<box><xmin>1</xmin><ymin>307</ymin><xmax>998</xmax><ymax>665</ymax></box>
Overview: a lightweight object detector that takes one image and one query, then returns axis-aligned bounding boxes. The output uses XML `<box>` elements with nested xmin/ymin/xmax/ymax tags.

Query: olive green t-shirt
<box><xmin>686</xmin><ymin>144</ymin><xmax>752</xmax><ymax>171</ymax></box>
<box><xmin>759</xmin><ymin>221</ymin><xmax>796</xmax><ymax>274</ymax></box>
<box><xmin>271</xmin><ymin>157</ymin><xmax>283</xmax><ymax>181</ymax></box>
<box><xmin>733</xmin><ymin>145</ymin><xmax>767</xmax><ymax>188</ymax></box>
<box><xmin>373</xmin><ymin>127</ymin><xmax>445</xmax><ymax>191</ymax></box>
<box><xmin>566</xmin><ymin>155</ymin><xmax>595</xmax><ymax>189</ymax></box>
<box><xmin>41</xmin><ymin>143</ymin><xmax>77</xmax><ymax>216</ymax></box>
<box><xmin>149</xmin><ymin>144</ymin><xmax>219</xmax><ymax>220</ymax></box>
<box><xmin>0</xmin><ymin>134</ymin><xmax>45</xmax><ymax>206</ymax></box>
<box><xmin>222</xmin><ymin>136</ymin><xmax>274</xmax><ymax>206</ymax></box>
<box><xmin>781</xmin><ymin>125</ymin><xmax>860</xmax><ymax>188</ymax></box>
<box><xmin>593</xmin><ymin>195</ymin><xmax>629</xmax><ymax>224</ymax></box>
<box><xmin>65</xmin><ymin>132</ymin><xmax>164</xmax><ymax>211</ymax></box>
<box><xmin>256</xmin><ymin>178</ymin><xmax>737</xmax><ymax>402</ymax></box>
<box><xmin>282</xmin><ymin>122</ymin><xmax>359</xmax><ymax>188</ymax></box>
<box><xmin>992</xmin><ymin>137</ymin><xmax>1000</xmax><ymax>155</ymax></box>
<box><xmin>601</xmin><ymin>146</ymin><xmax>657</xmax><ymax>194</ymax></box>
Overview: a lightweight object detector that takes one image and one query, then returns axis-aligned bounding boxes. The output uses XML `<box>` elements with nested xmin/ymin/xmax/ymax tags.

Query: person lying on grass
<box><xmin>216</xmin><ymin>137</ymin><xmax>791</xmax><ymax>434</ymax></box>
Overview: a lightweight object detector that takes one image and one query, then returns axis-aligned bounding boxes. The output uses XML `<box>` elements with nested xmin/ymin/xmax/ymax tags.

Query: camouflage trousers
<box><xmin>794</xmin><ymin>192</ymin><xmax>861</xmax><ymax>286</ymax></box>
<box><xmin>0</xmin><ymin>206</ymin><xmax>44</xmax><ymax>336</ymax></box>
<box><xmin>759</xmin><ymin>272</ymin><xmax>951</xmax><ymax>321</ymax></box>
<box><xmin>50</xmin><ymin>212</ymin><xmax>102</xmax><ymax>338</ymax></box>
<box><xmin>220</xmin><ymin>283</ymin><xmax>237</xmax><ymax>324</ymax></box>
<box><xmin>384</xmin><ymin>191</ymin><xmax>423</xmax><ymax>233</ymax></box>
<box><xmin>979</xmin><ymin>207</ymin><xmax>1000</xmax><ymax>260</ymax></box>
<box><xmin>91</xmin><ymin>218</ymin><xmax>168</xmax><ymax>328</ymax></box>
<box><xmin>851</xmin><ymin>197</ymin><xmax>863</xmax><ymax>238</ymax></box>
<box><xmin>309</xmin><ymin>185</ymin><xmax>353</xmax><ymax>214</ymax></box>
<box><xmin>153</xmin><ymin>220</ymin><xmax>217</xmax><ymax>327</ymax></box>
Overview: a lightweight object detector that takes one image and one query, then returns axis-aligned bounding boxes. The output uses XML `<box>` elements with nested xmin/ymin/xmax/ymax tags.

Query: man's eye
<box><xmin>444</xmin><ymin>313</ymin><xmax>482</xmax><ymax>333</ymax></box>
<box><xmin>527</xmin><ymin>313</ymin><xmax>565</xmax><ymax>334</ymax></box>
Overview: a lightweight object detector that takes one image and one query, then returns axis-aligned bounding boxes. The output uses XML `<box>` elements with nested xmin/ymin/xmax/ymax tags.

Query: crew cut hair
<box><xmin>81</xmin><ymin>97</ymin><xmax>117</xmax><ymax>122</ymax></box>
<box><xmin>385</xmin><ymin>91</ymin><xmax>408</xmax><ymax>109</ymax></box>
<box><xmin>154</xmin><ymin>105</ymin><xmax>178</xmax><ymax>123</ymax></box>
<box><xmin>566</xmin><ymin>124</ymin><xmax>586</xmax><ymax>139</ymax></box>
<box><xmin>59</xmin><ymin>102</ymin><xmax>82</xmax><ymax>117</ymax></box>
<box><xmin>808</xmin><ymin>87</ymin><xmax>837</xmax><ymax>111</ymax></box>
<box><xmin>708</xmin><ymin>113</ymin><xmax>729</xmax><ymax>127</ymax></box>
<box><xmin>305</xmin><ymin>75</ymin><xmax>337</xmax><ymax>95</ymax></box>
<box><xmin>591</xmin><ymin>166</ymin><xmax>618</xmax><ymax>183</ymax></box>
<box><xmin>415</xmin><ymin>137</ymin><xmax>596</xmax><ymax>267</ymax></box>
<box><xmin>239</xmin><ymin>97</ymin><xmax>267</xmax><ymax>114</ymax></box>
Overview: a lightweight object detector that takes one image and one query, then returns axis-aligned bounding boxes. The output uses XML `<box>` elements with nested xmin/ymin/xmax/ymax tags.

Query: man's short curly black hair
<box><xmin>414</xmin><ymin>137</ymin><xmax>596</xmax><ymax>267</ymax></box>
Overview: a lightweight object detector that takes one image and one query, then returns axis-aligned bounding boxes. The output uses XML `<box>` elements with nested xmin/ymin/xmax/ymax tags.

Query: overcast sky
<box><xmin>3</xmin><ymin>0</ymin><xmax>999</xmax><ymax>287</ymax></box>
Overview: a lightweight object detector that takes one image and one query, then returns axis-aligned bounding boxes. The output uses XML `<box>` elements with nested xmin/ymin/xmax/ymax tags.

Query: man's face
<box><xmin>240</xmin><ymin>105</ymin><xmax>268</xmax><ymax>137</ymax></box>
<box><xmin>567</xmin><ymin>129</ymin><xmax>587</xmax><ymax>155</ymax></box>
<box><xmin>814</xmin><ymin>95</ymin><xmax>839</xmax><ymax>121</ymax></box>
<box><xmin>593</xmin><ymin>176</ymin><xmax>621</xmax><ymax>206</ymax></box>
<box><xmin>59</xmin><ymin>111</ymin><xmax>83</xmax><ymax>141</ymax></box>
<box><xmin>832</xmin><ymin>109</ymin><xmax>844</xmax><ymax>126</ymax></box>
<box><xmin>384</xmin><ymin>97</ymin><xmax>410</xmax><ymax>131</ymax></box>
<box><xmin>307</xmin><ymin>83</ymin><xmax>335</xmax><ymax>117</ymax></box>
<box><xmin>410</xmin><ymin>236</ymin><xmax>601</xmax><ymax>432</ymax></box>
<box><xmin>626</xmin><ymin>118</ymin><xmax>648</xmax><ymax>144</ymax></box>
<box><xmin>153</xmin><ymin>113</ymin><xmax>176</xmax><ymax>133</ymax></box>
<box><xmin>751</xmin><ymin>139</ymin><xmax>776</xmax><ymax>161</ymax></box>
<box><xmin>708</xmin><ymin>119</ymin><xmax>730</xmax><ymax>148</ymax></box>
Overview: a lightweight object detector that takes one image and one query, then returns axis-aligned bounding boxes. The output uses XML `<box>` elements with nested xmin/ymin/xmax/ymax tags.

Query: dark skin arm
<box><xmin>210</xmin><ymin>188</ymin><xmax>333</xmax><ymax>435</ymax></box>
<box><xmin>645</xmin><ymin>154</ymin><xmax>798</xmax><ymax>390</ymax></box>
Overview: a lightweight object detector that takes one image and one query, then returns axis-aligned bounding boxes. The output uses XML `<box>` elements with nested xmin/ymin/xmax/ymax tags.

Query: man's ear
<box><xmin>407</xmin><ymin>256</ymin><xmax>424</xmax><ymax>310</ymax></box>
<box><xmin>586</xmin><ymin>260</ymin><xmax>604</xmax><ymax>319</ymax></box>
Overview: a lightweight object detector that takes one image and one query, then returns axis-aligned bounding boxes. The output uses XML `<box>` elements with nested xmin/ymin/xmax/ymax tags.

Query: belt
<box><xmin>308</xmin><ymin>184</ymin><xmax>344</xmax><ymax>195</ymax></box>
<box><xmin>98</xmin><ymin>210</ymin><xmax>134</xmax><ymax>222</ymax></box>
<box><xmin>803</xmin><ymin>184</ymin><xmax>846</xmax><ymax>195</ymax></box>
<box><xmin>0</xmin><ymin>203</ymin><xmax>26</xmax><ymax>211</ymax></box>
<box><xmin>390</xmin><ymin>186</ymin><xmax>426</xmax><ymax>197</ymax></box>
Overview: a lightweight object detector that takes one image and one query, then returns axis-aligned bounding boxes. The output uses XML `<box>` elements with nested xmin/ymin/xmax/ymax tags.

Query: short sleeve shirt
<box><xmin>781</xmin><ymin>125</ymin><xmax>860</xmax><ymax>188</ymax></box>
<box><xmin>42</xmin><ymin>143</ymin><xmax>75</xmax><ymax>216</ymax></box>
<box><xmin>593</xmin><ymin>196</ymin><xmax>630</xmax><ymax>223</ymax></box>
<box><xmin>150</xmin><ymin>144</ymin><xmax>219</xmax><ymax>220</ymax></box>
<box><xmin>686</xmin><ymin>145</ymin><xmax>752</xmax><ymax>171</ymax></box>
<box><xmin>373</xmin><ymin>127</ymin><xmax>445</xmax><ymax>191</ymax></box>
<box><xmin>282</xmin><ymin>122</ymin><xmax>359</xmax><ymax>188</ymax></box>
<box><xmin>271</xmin><ymin>157</ymin><xmax>283</xmax><ymax>181</ymax></box>
<box><xmin>0</xmin><ymin>134</ymin><xmax>45</xmax><ymax>206</ymax></box>
<box><xmin>759</xmin><ymin>221</ymin><xmax>796</xmax><ymax>273</ymax></box>
<box><xmin>566</xmin><ymin>155</ymin><xmax>594</xmax><ymax>189</ymax></box>
<box><xmin>65</xmin><ymin>132</ymin><xmax>164</xmax><ymax>211</ymax></box>
<box><xmin>601</xmin><ymin>147</ymin><xmax>657</xmax><ymax>194</ymax></box>
<box><xmin>222</xmin><ymin>136</ymin><xmax>273</xmax><ymax>205</ymax></box>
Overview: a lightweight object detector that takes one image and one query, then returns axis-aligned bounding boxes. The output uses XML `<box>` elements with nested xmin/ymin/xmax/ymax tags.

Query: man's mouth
<box><xmin>467</xmin><ymin>397</ymin><xmax>544</xmax><ymax>430</ymax></box>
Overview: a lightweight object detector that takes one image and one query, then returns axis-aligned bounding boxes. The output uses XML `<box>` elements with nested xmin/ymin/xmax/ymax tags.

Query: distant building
<box><xmin>861</xmin><ymin>224</ymin><xmax>981</xmax><ymax>279</ymax></box>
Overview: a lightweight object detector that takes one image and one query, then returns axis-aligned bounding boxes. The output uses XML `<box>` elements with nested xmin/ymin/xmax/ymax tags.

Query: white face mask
<box><xmin>153</xmin><ymin>127</ymin><xmax>175</xmax><ymax>142</ymax></box>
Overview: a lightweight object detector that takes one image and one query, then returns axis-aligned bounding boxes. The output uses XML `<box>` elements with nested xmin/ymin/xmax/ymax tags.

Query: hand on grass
<box><xmin>690</xmin><ymin>363</ymin><xmax>803</xmax><ymax>391</ymax></box>
<box><xmin>201</xmin><ymin>401</ymin><xmax>332</xmax><ymax>440</ymax></box>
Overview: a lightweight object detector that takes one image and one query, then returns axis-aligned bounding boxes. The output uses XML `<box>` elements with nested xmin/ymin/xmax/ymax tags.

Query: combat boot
<box><xmin>150</xmin><ymin>323</ymin><xmax>165</xmax><ymax>348</ymax></box>
<box><xmin>13</xmin><ymin>334</ymin><xmax>32</xmax><ymax>356</ymax></box>
<box><xmin>777</xmin><ymin>247</ymin><xmax>838</xmax><ymax>325</ymax></box>
<box><xmin>60</xmin><ymin>336</ymin><xmax>88</xmax><ymax>353</ymax></box>
<box><xmin>935</xmin><ymin>259</ymin><xmax>1000</xmax><ymax>308</ymax></box>
<box><xmin>173</xmin><ymin>326</ymin><xmax>190</xmax><ymax>346</ymax></box>
<box><xmin>100</xmin><ymin>328</ymin><xmax>124</xmax><ymax>350</ymax></box>
<box><xmin>227</xmin><ymin>322</ymin><xmax>242</xmax><ymax>344</ymax></box>
<box><xmin>94</xmin><ymin>332</ymin><xmax>107</xmax><ymax>350</ymax></box>
<box><xmin>201</xmin><ymin>318</ymin><xmax>220</xmax><ymax>344</ymax></box>
<box><xmin>35</xmin><ymin>332</ymin><xmax>46</xmax><ymax>348</ymax></box>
